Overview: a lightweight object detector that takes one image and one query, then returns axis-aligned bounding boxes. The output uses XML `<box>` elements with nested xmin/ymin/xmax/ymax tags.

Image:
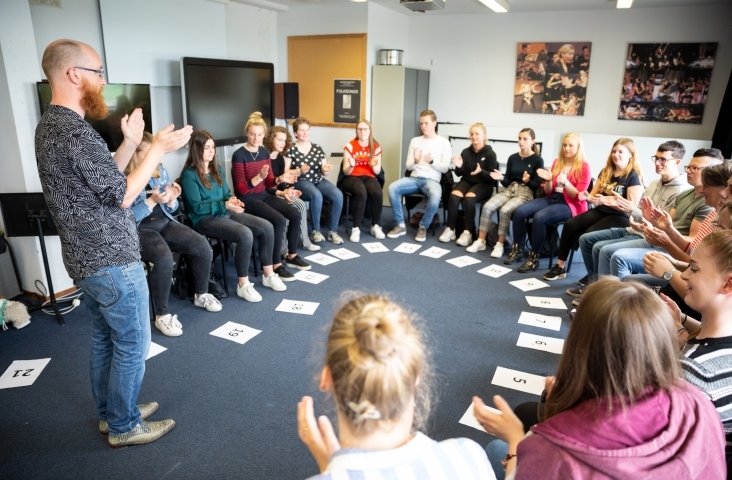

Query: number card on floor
<box><xmin>304</xmin><ymin>253</ymin><xmax>340</xmax><ymax>266</ymax></box>
<box><xmin>516</xmin><ymin>332</ymin><xmax>564</xmax><ymax>354</ymax></box>
<box><xmin>509</xmin><ymin>278</ymin><xmax>549</xmax><ymax>292</ymax></box>
<box><xmin>146</xmin><ymin>342</ymin><xmax>167</xmax><ymax>360</ymax></box>
<box><xmin>209</xmin><ymin>322</ymin><xmax>261</xmax><ymax>345</ymax></box>
<box><xmin>294</xmin><ymin>270</ymin><xmax>329</xmax><ymax>285</ymax></box>
<box><xmin>328</xmin><ymin>248</ymin><xmax>360</xmax><ymax>260</ymax></box>
<box><xmin>419</xmin><ymin>246</ymin><xmax>450</xmax><ymax>258</ymax></box>
<box><xmin>477</xmin><ymin>264</ymin><xmax>511</xmax><ymax>278</ymax></box>
<box><xmin>525</xmin><ymin>296</ymin><xmax>567</xmax><ymax>310</ymax></box>
<box><xmin>275</xmin><ymin>299</ymin><xmax>319</xmax><ymax>316</ymax></box>
<box><xmin>393</xmin><ymin>242</ymin><xmax>422</xmax><ymax>254</ymax></box>
<box><xmin>459</xmin><ymin>402</ymin><xmax>502</xmax><ymax>434</ymax></box>
<box><xmin>0</xmin><ymin>358</ymin><xmax>51</xmax><ymax>389</ymax></box>
<box><xmin>445</xmin><ymin>255</ymin><xmax>481</xmax><ymax>268</ymax></box>
<box><xmin>517</xmin><ymin>311</ymin><xmax>562</xmax><ymax>331</ymax></box>
<box><xmin>361</xmin><ymin>242</ymin><xmax>389</xmax><ymax>253</ymax></box>
<box><xmin>491</xmin><ymin>366</ymin><xmax>546</xmax><ymax>396</ymax></box>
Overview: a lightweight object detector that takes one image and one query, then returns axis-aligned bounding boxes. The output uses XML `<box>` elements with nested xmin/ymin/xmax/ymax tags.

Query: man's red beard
<box><xmin>80</xmin><ymin>77</ymin><xmax>108</xmax><ymax>120</ymax></box>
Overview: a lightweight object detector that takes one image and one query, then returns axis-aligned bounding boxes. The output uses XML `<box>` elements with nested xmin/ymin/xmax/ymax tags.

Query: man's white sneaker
<box><xmin>236</xmin><ymin>281</ymin><xmax>262</xmax><ymax>302</ymax></box>
<box><xmin>328</xmin><ymin>231</ymin><xmax>344</xmax><ymax>244</ymax></box>
<box><xmin>311</xmin><ymin>231</ymin><xmax>325</xmax><ymax>243</ymax></box>
<box><xmin>456</xmin><ymin>230</ymin><xmax>472</xmax><ymax>247</ymax></box>
<box><xmin>193</xmin><ymin>293</ymin><xmax>222</xmax><ymax>312</ymax></box>
<box><xmin>263</xmin><ymin>273</ymin><xmax>287</xmax><ymax>291</ymax></box>
<box><xmin>155</xmin><ymin>314</ymin><xmax>182</xmax><ymax>337</ymax></box>
<box><xmin>466</xmin><ymin>239</ymin><xmax>487</xmax><ymax>253</ymax></box>
<box><xmin>490</xmin><ymin>242</ymin><xmax>505</xmax><ymax>258</ymax></box>
<box><xmin>371</xmin><ymin>225</ymin><xmax>385</xmax><ymax>239</ymax></box>
<box><xmin>350</xmin><ymin>227</ymin><xmax>360</xmax><ymax>242</ymax></box>
<box><xmin>439</xmin><ymin>227</ymin><xmax>456</xmax><ymax>243</ymax></box>
<box><xmin>305</xmin><ymin>243</ymin><xmax>321</xmax><ymax>251</ymax></box>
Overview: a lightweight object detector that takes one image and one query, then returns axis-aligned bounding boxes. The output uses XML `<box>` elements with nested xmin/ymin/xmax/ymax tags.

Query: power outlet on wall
<box><xmin>29</xmin><ymin>0</ymin><xmax>62</xmax><ymax>8</ymax></box>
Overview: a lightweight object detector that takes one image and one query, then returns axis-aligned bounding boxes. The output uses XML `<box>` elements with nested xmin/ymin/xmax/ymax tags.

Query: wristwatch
<box><xmin>663</xmin><ymin>268</ymin><xmax>676</xmax><ymax>281</ymax></box>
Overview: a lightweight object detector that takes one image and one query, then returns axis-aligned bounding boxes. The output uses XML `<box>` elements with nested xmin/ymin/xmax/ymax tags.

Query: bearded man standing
<box><xmin>35</xmin><ymin>39</ymin><xmax>192</xmax><ymax>448</ymax></box>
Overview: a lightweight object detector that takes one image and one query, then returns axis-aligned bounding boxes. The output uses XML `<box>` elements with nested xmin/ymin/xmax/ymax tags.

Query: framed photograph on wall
<box><xmin>514</xmin><ymin>42</ymin><xmax>591</xmax><ymax>116</ymax></box>
<box><xmin>619</xmin><ymin>42</ymin><xmax>717</xmax><ymax>123</ymax></box>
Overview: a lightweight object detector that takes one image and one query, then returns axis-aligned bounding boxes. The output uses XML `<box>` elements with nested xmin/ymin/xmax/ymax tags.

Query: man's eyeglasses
<box><xmin>652</xmin><ymin>155</ymin><xmax>674</xmax><ymax>164</ymax></box>
<box><xmin>684</xmin><ymin>165</ymin><xmax>703</xmax><ymax>173</ymax></box>
<box><xmin>74</xmin><ymin>66</ymin><xmax>105</xmax><ymax>79</ymax></box>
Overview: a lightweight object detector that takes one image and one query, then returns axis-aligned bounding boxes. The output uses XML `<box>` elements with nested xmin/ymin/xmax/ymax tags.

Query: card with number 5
<box><xmin>275</xmin><ymin>299</ymin><xmax>319</xmax><ymax>316</ymax></box>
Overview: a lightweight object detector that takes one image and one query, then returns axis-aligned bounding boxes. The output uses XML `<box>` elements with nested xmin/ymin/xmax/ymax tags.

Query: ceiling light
<box><xmin>351</xmin><ymin>0</ymin><xmax>368</xmax><ymax>2</ymax></box>
<box><xmin>477</xmin><ymin>0</ymin><xmax>509</xmax><ymax>13</ymax></box>
<box><xmin>617</xmin><ymin>0</ymin><xmax>633</xmax><ymax>8</ymax></box>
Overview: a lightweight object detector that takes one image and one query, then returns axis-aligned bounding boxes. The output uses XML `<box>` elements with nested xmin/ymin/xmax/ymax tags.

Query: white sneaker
<box><xmin>194</xmin><ymin>293</ymin><xmax>222</xmax><ymax>312</ymax></box>
<box><xmin>305</xmin><ymin>243</ymin><xmax>321</xmax><ymax>251</ymax></box>
<box><xmin>371</xmin><ymin>225</ymin><xmax>385</xmax><ymax>239</ymax></box>
<box><xmin>350</xmin><ymin>227</ymin><xmax>360</xmax><ymax>242</ymax></box>
<box><xmin>490</xmin><ymin>242</ymin><xmax>505</xmax><ymax>258</ymax></box>
<box><xmin>236</xmin><ymin>281</ymin><xmax>262</xmax><ymax>302</ymax></box>
<box><xmin>311</xmin><ymin>231</ymin><xmax>325</xmax><ymax>243</ymax></box>
<box><xmin>155</xmin><ymin>314</ymin><xmax>182</xmax><ymax>337</ymax></box>
<box><xmin>466</xmin><ymin>239</ymin><xmax>487</xmax><ymax>253</ymax></box>
<box><xmin>456</xmin><ymin>230</ymin><xmax>472</xmax><ymax>247</ymax></box>
<box><xmin>328</xmin><ymin>231</ymin><xmax>344</xmax><ymax>245</ymax></box>
<box><xmin>263</xmin><ymin>273</ymin><xmax>287</xmax><ymax>292</ymax></box>
<box><xmin>439</xmin><ymin>227</ymin><xmax>456</xmax><ymax>243</ymax></box>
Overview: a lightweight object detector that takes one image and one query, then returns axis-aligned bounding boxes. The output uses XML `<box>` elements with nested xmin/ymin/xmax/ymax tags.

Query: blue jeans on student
<box><xmin>76</xmin><ymin>261</ymin><xmax>151</xmax><ymax>436</ymax></box>
<box><xmin>388</xmin><ymin>176</ymin><xmax>442</xmax><ymax>228</ymax></box>
<box><xmin>511</xmin><ymin>194</ymin><xmax>571</xmax><ymax>252</ymax></box>
<box><xmin>597</xmin><ymin>237</ymin><xmax>659</xmax><ymax>278</ymax></box>
<box><xmin>485</xmin><ymin>439</ymin><xmax>509</xmax><ymax>480</ymax></box>
<box><xmin>579</xmin><ymin>228</ymin><xmax>641</xmax><ymax>277</ymax></box>
<box><xmin>296</xmin><ymin>179</ymin><xmax>343</xmax><ymax>232</ymax></box>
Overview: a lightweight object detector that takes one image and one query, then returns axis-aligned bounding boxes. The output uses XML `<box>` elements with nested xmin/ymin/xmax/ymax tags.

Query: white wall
<box><xmin>406</xmin><ymin>4</ymin><xmax>732</xmax><ymax>141</ymax></box>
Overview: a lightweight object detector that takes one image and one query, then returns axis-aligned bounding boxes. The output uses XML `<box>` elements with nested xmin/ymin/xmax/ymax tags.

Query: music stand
<box><xmin>0</xmin><ymin>193</ymin><xmax>76</xmax><ymax>325</ymax></box>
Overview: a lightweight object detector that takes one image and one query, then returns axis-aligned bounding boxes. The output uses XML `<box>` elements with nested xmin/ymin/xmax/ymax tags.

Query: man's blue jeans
<box><xmin>295</xmin><ymin>179</ymin><xmax>343</xmax><ymax>232</ymax></box>
<box><xmin>388</xmin><ymin>176</ymin><xmax>442</xmax><ymax>228</ymax></box>
<box><xmin>598</xmin><ymin>237</ymin><xmax>661</xmax><ymax>278</ymax></box>
<box><xmin>77</xmin><ymin>261</ymin><xmax>150</xmax><ymax>436</ymax></box>
<box><xmin>579</xmin><ymin>228</ymin><xmax>641</xmax><ymax>277</ymax></box>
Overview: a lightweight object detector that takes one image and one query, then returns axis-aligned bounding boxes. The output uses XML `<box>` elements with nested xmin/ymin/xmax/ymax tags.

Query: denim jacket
<box><xmin>129</xmin><ymin>166</ymin><xmax>179</xmax><ymax>225</ymax></box>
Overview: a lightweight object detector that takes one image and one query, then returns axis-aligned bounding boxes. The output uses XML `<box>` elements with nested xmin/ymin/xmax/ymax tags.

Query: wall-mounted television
<box><xmin>180</xmin><ymin>57</ymin><xmax>274</xmax><ymax>147</ymax></box>
<box><xmin>36</xmin><ymin>82</ymin><xmax>152</xmax><ymax>153</ymax></box>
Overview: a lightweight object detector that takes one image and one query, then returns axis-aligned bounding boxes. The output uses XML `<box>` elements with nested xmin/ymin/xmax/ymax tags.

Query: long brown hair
<box><xmin>596</xmin><ymin>138</ymin><xmax>643</xmax><ymax>188</ymax></box>
<box><xmin>180</xmin><ymin>130</ymin><xmax>222</xmax><ymax>190</ymax></box>
<box><xmin>552</xmin><ymin>132</ymin><xmax>586</xmax><ymax>179</ymax></box>
<box><xmin>353</xmin><ymin>119</ymin><xmax>379</xmax><ymax>161</ymax></box>
<box><xmin>544</xmin><ymin>278</ymin><xmax>680</xmax><ymax>420</ymax></box>
<box><xmin>325</xmin><ymin>293</ymin><xmax>432</xmax><ymax>435</ymax></box>
<box><xmin>263</xmin><ymin>125</ymin><xmax>293</xmax><ymax>154</ymax></box>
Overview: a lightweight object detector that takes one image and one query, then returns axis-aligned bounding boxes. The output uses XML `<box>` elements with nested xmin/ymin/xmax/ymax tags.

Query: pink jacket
<box><xmin>548</xmin><ymin>158</ymin><xmax>591</xmax><ymax>217</ymax></box>
<box><xmin>514</xmin><ymin>383</ymin><xmax>726</xmax><ymax>479</ymax></box>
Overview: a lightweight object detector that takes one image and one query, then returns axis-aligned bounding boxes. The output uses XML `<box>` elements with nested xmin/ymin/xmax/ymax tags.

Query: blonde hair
<box><xmin>245</xmin><ymin>111</ymin><xmax>267</xmax><ymax>135</ymax></box>
<box><xmin>552</xmin><ymin>132</ymin><xmax>586</xmax><ymax>179</ymax></box>
<box><xmin>470</xmin><ymin>123</ymin><xmax>488</xmax><ymax>146</ymax></box>
<box><xmin>596</xmin><ymin>138</ymin><xmax>643</xmax><ymax>188</ymax></box>
<box><xmin>124</xmin><ymin>131</ymin><xmax>160</xmax><ymax>178</ymax></box>
<box><xmin>325</xmin><ymin>293</ymin><xmax>431</xmax><ymax>435</ymax></box>
<box><xmin>545</xmin><ymin>278</ymin><xmax>680</xmax><ymax>420</ymax></box>
<box><xmin>700</xmin><ymin>230</ymin><xmax>732</xmax><ymax>275</ymax></box>
<box><xmin>420</xmin><ymin>110</ymin><xmax>437</xmax><ymax>122</ymax></box>
<box><xmin>41</xmin><ymin>39</ymin><xmax>87</xmax><ymax>81</ymax></box>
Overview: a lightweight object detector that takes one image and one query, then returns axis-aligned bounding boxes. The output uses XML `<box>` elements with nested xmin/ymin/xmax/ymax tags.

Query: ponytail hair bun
<box><xmin>245</xmin><ymin>111</ymin><xmax>267</xmax><ymax>135</ymax></box>
<box><xmin>325</xmin><ymin>293</ymin><xmax>432</xmax><ymax>434</ymax></box>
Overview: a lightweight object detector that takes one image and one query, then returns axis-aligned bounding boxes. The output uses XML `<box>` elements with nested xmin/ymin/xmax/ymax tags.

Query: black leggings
<box><xmin>239</xmin><ymin>192</ymin><xmax>302</xmax><ymax>257</ymax></box>
<box><xmin>557</xmin><ymin>209</ymin><xmax>630</xmax><ymax>261</ymax></box>
<box><xmin>447</xmin><ymin>181</ymin><xmax>494</xmax><ymax>234</ymax></box>
<box><xmin>341</xmin><ymin>175</ymin><xmax>383</xmax><ymax>227</ymax></box>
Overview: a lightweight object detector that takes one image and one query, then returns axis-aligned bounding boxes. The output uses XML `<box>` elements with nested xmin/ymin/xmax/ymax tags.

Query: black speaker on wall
<box><xmin>274</xmin><ymin>82</ymin><xmax>299</xmax><ymax>119</ymax></box>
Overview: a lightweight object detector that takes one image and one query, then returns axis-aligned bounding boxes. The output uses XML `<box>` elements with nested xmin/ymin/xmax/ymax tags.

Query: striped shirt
<box><xmin>687</xmin><ymin>209</ymin><xmax>719</xmax><ymax>254</ymax></box>
<box><xmin>680</xmin><ymin>336</ymin><xmax>732</xmax><ymax>451</ymax></box>
<box><xmin>307</xmin><ymin>432</ymin><xmax>495</xmax><ymax>480</ymax></box>
<box><xmin>231</xmin><ymin>145</ymin><xmax>275</xmax><ymax>196</ymax></box>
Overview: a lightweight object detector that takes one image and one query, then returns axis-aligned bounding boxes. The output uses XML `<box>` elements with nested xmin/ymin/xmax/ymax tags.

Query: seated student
<box><xmin>666</xmin><ymin>231</ymin><xmax>732</xmax><ymax>463</ymax></box>
<box><xmin>386</xmin><ymin>109</ymin><xmax>451</xmax><ymax>242</ymax></box>
<box><xmin>232</xmin><ymin>112</ymin><xmax>310</xmax><ymax>277</ymax></box>
<box><xmin>127</xmin><ymin>133</ymin><xmax>220</xmax><ymax>337</ymax></box>
<box><xmin>440</xmin><ymin>123</ymin><xmax>497</xmax><ymax>247</ymax></box>
<box><xmin>543</xmin><ymin>138</ymin><xmax>644</xmax><ymax>281</ymax></box>
<box><xmin>264</xmin><ymin>125</ymin><xmax>320</xmax><ymax>252</ymax></box>
<box><xmin>287</xmin><ymin>117</ymin><xmax>344</xmax><ymax>245</ymax></box>
<box><xmin>572</xmin><ymin>144</ymin><xmax>713</xmax><ymax>294</ymax></box>
<box><xmin>509</xmin><ymin>132</ymin><xmax>591</xmax><ymax>273</ymax></box>
<box><xmin>464</xmin><ymin>128</ymin><xmax>542</xmax><ymax>257</ymax></box>
<box><xmin>473</xmin><ymin>277</ymin><xmax>726</xmax><ymax>480</ymax></box>
<box><xmin>297</xmin><ymin>293</ymin><xmax>496</xmax><ymax>479</ymax></box>
<box><xmin>341</xmin><ymin>120</ymin><xmax>385</xmax><ymax>242</ymax></box>
<box><xmin>180</xmin><ymin>130</ymin><xmax>287</xmax><ymax>297</ymax></box>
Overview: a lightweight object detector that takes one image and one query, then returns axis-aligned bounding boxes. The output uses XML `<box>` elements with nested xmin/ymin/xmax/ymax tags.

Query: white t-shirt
<box><xmin>406</xmin><ymin>135</ymin><xmax>452</xmax><ymax>183</ymax></box>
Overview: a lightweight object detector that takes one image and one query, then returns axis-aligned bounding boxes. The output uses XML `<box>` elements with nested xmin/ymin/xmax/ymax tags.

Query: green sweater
<box><xmin>180</xmin><ymin>166</ymin><xmax>230</xmax><ymax>227</ymax></box>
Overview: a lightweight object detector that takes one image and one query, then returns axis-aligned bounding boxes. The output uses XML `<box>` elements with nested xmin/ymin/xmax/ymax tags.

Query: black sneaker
<box><xmin>566</xmin><ymin>286</ymin><xmax>585</xmax><ymax>297</ymax></box>
<box><xmin>275</xmin><ymin>265</ymin><xmax>296</xmax><ymax>282</ymax></box>
<box><xmin>543</xmin><ymin>264</ymin><xmax>566</xmax><ymax>281</ymax></box>
<box><xmin>577</xmin><ymin>275</ymin><xmax>589</xmax><ymax>287</ymax></box>
<box><xmin>285</xmin><ymin>255</ymin><xmax>311</xmax><ymax>271</ymax></box>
